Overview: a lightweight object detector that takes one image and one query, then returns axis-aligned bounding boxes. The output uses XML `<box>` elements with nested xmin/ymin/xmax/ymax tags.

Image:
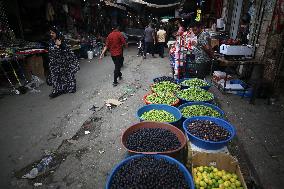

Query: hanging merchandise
<box><xmin>46</xmin><ymin>2</ymin><xmax>55</xmax><ymax>22</ymax></box>
<box><xmin>169</xmin><ymin>30</ymin><xmax>196</xmax><ymax>79</ymax></box>
<box><xmin>271</xmin><ymin>0</ymin><xmax>284</xmax><ymax>33</ymax></box>
<box><xmin>62</xmin><ymin>4</ymin><xmax>68</xmax><ymax>14</ymax></box>
<box><xmin>0</xmin><ymin>1</ymin><xmax>15</xmax><ymax>43</ymax></box>
<box><xmin>195</xmin><ymin>9</ymin><xmax>202</xmax><ymax>22</ymax></box>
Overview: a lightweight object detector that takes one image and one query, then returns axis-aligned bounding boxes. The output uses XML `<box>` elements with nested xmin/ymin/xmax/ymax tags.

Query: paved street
<box><xmin>0</xmin><ymin>46</ymin><xmax>283</xmax><ymax>189</ymax></box>
<box><xmin>0</xmin><ymin>47</ymin><xmax>172</xmax><ymax>188</ymax></box>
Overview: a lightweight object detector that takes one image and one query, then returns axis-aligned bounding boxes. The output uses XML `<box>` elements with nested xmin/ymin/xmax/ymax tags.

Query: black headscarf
<box><xmin>49</xmin><ymin>26</ymin><xmax>67</xmax><ymax>49</ymax></box>
<box><xmin>49</xmin><ymin>25</ymin><xmax>64</xmax><ymax>40</ymax></box>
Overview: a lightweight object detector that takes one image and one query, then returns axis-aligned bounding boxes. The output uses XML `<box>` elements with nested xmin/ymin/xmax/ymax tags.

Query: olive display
<box><xmin>177</xmin><ymin>87</ymin><xmax>214</xmax><ymax>102</ymax></box>
<box><xmin>110</xmin><ymin>156</ymin><xmax>190</xmax><ymax>189</ymax></box>
<box><xmin>187</xmin><ymin>120</ymin><xmax>231</xmax><ymax>142</ymax></box>
<box><xmin>146</xmin><ymin>93</ymin><xmax>179</xmax><ymax>105</ymax></box>
<box><xmin>181</xmin><ymin>78</ymin><xmax>209</xmax><ymax>87</ymax></box>
<box><xmin>151</xmin><ymin>81</ymin><xmax>180</xmax><ymax>94</ymax></box>
<box><xmin>126</xmin><ymin>128</ymin><xmax>181</xmax><ymax>152</ymax></box>
<box><xmin>141</xmin><ymin>110</ymin><xmax>177</xmax><ymax>122</ymax></box>
<box><xmin>153</xmin><ymin>76</ymin><xmax>176</xmax><ymax>83</ymax></box>
<box><xmin>181</xmin><ymin>105</ymin><xmax>221</xmax><ymax>118</ymax></box>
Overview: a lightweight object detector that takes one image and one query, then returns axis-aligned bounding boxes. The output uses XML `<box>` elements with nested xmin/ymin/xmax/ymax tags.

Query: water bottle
<box><xmin>37</xmin><ymin>156</ymin><xmax>53</xmax><ymax>172</ymax></box>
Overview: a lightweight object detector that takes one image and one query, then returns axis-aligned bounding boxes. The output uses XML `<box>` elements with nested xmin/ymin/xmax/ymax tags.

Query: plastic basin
<box><xmin>178</xmin><ymin>102</ymin><xmax>225</xmax><ymax>121</ymax></box>
<box><xmin>105</xmin><ymin>154</ymin><xmax>195</xmax><ymax>189</ymax></box>
<box><xmin>143</xmin><ymin>92</ymin><xmax>180</xmax><ymax>107</ymax></box>
<box><xmin>137</xmin><ymin>104</ymin><xmax>182</xmax><ymax>127</ymax></box>
<box><xmin>177</xmin><ymin>78</ymin><xmax>211</xmax><ymax>90</ymax></box>
<box><xmin>121</xmin><ymin>121</ymin><xmax>187</xmax><ymax>156</ymax></box>
<box><xmin>183</xmin><ymin>116</ymin><xmax>236</xmax><ymax>150</ymax></box>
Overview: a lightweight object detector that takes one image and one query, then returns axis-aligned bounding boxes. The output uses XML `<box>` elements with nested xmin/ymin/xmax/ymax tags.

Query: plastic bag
<box><xmin>25</xmin><ymin>75</ymin><xmax>45</xmax><ymax>92</ymax></box>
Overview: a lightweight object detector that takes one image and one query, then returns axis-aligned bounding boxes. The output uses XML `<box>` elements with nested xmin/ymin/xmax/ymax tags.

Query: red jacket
<box><xmin>106</xmin><ymin>30</ymin><xmax>126</xmax><ymax>57</ymax></box>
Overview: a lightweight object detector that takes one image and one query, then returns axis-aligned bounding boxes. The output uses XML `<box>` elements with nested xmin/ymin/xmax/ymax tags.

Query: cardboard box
<box><xmin>24</xmin><ymin>55</ymin><xmax>45</xmax><ymax>81</ymax></box>
<box><xmin>210</xmin><ymin>38</ymin><xmax>219</xmax><ymax>49</ymax></box>
<box><xmin>191</xmin><ymin>152</ymin><xmax>248</xmax><ymax>189</ymax></box>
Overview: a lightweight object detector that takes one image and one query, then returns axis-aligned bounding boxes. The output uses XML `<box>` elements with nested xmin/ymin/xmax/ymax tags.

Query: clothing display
<box><xmin>46</xmin><ymin>3</ymin><xmax>55</xmax><ymax>22</ymax></box>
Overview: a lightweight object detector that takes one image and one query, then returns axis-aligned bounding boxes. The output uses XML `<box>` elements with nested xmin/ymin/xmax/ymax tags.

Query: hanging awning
<box><xmin>128</xmin><ymin>0</ymin><xmax>180</xmax><ymax>8</ymax></box>
<box><xmin>105</xmin><ymin>1</ymin><xmax>127</xmax><ymax>11</ymax></box>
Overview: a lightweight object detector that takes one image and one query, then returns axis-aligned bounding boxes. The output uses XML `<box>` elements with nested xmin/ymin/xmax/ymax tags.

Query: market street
<box><xmin>1</xmin><ymin>46</ymin><xmax>284</xmax><ymax>188</ymax></box>
<box><xmin>0</xmin><ymin>47</ymin><xmax>172</xmax><ymax>188</ymax></box>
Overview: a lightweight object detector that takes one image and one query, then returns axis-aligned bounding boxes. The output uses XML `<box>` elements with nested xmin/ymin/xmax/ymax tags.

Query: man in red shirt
<box><xmin>100</xmin><ymin>25</ymin><xmax>127</xmax><ymax>86</ymax></box>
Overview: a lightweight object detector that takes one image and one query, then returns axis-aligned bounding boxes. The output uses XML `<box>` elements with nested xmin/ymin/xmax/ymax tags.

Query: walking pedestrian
<box><xmin>47</xmin><ymin>26</ymin><xmax>80</xmax><ymax>98</ymax></box>
<box><xmin>143</xmin><ymin>23</ymin><xmax>156</xmax><ymax>59</ymax></box>
<box><xmin>156</xmin><ymin>26</ymin><xmax>167</xmax><ymax>58</ymax></box>
<box><xmin>100</xmin><ymin>25</ymin><xmax>127</xmax><ymax>87</ymax></box>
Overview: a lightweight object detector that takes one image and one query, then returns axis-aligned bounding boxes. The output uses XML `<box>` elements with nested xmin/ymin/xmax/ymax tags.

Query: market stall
<box><xmin>105</xmin><ymin>73</ymin><xmax>248</xmax><ymax>189</ymax></box>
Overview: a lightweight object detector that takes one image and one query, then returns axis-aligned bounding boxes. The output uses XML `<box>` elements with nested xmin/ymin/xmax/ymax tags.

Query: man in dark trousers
<box><xmin>143</xmin><ymin>23</ymin><xmax>156</xmax><ymax>59</ymax></box>
<box><xmin>100</xmin><ymin>25</ymin><xmax>127</xmax><ymax>86</ymax></box>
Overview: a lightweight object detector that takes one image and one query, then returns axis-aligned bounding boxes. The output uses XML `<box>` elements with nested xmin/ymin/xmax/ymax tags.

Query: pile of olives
<box><xmin>141</xmin><ymin>110</ymin><xmax>177</xmax><ymax>122</ymax></box>
<box><xmin>110</xmin><ymin>156</ymin><xmax>190</xmax><ymax>189</ymax></box>
<box><xmin>187</xmin><ymin>120</ymin><xmax>231</xmax><ymax>142</ymax></box>
<box><xmin>177</xmin><ymin>87</ymin><xmax>214</xmax><ymax>102</ymax></box>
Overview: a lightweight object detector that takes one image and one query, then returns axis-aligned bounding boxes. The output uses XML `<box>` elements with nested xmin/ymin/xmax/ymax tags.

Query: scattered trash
<box><xmin>25</xmin><ymin>75</ymin><xmax>44</xmax><ymax>92</ymax></box>
<box><xmin>121</xmin><ymin>113</ymin><xmax>127</xmax><ymax>116</ymax></box>
<box><xmin>89</xmin><ymin>105</ymin><xmax>99</xmax><ymax>111</ymax></box>
<box><xmin>105</xmin><ymin>99</ymin><xmax>123</xmax><ymax>106</ymax></box>
<box><xmin>34</xmin><ymin>183</ymin><xmax>42</xmax><ymax>187</ymax></box>
<box><xmin>85</xmin><ymin>131</ymin><xmax>90</xmax><ymax>135</ymax></box>
<box><xmin>99</xmin><ymin>150</ymin><xmax>105</xmax><ymax>154</ymax></box>
<box><xmin>67</xmin><ymin>139</ymin><xmax>77</xmax><ymax>144</ymax></box>
<box><xmin>22</xmin><ymin>155</ymin><xmax>53</xmax><ymax>179</ymax></box>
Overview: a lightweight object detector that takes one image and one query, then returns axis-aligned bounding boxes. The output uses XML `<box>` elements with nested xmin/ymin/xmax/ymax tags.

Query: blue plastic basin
<box><xmin>183</xmin><ymin>116</ymin><xmax>236</xmax><ymax>150</ymax></box>
<box><xmin>105</xmin><ymin>154</ymin><xmax>195</xmax><ymax>189</ymax></box>
<box><xmin>177</xmin><ymin>78</ymin><xmax>211</xmax><ymax>90</ymax></box>
<box><xmin>178</xmin><ymin>102</ymin><xmax>225</xmax><ymax>121</ymax></box>
<box><xmin>137</xmin><ymin>104</ymin><xmax>182</xmax><ymax>127</ymax></box>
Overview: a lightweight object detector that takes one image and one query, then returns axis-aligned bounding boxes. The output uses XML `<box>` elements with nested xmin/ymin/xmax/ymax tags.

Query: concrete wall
<box><xmin>254</xmin><ymin>0</ymin><xmax>283</xmax><ymax>84</ymax></box>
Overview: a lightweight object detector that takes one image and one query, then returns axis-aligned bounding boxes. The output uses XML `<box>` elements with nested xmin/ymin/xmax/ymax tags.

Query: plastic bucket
<box><xmin>178</xmin><ymin>102</ymin><xmax>225</xmax><ymax>122</ymax></box>
<box><xmin>87</xmin><ymin>51</ymin><xmax>93</xmax><ymax>59</ymax></box>
<box><xmin>177</xmin><ymin>78</ymin><xmax>211</xmax><ymax>90</ymax></box>
<box><xmin>121</xmin><ymin>121</ymin><xmax>187</xmax><ymax>157</ymax></box>
<box><xmin>105</xmin><ymin>154</ymin><xmax>195</xmax><ymax>189</ymax></box>
<box><xmin>183</xmin><ymin>116</ymin><xmax>236</xmax><ymax>150</ymax></box>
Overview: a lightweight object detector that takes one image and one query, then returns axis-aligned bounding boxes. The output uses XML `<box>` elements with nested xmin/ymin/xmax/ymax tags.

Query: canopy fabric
<box><xmin>105</xmin><ymin>1</ymin><xmax>127</xmax><ymax>10</ymax></box>
<box><xmin>129</xmin><ymin>0</ymin><xmax>180</xmax><ymax>8</ymax></box>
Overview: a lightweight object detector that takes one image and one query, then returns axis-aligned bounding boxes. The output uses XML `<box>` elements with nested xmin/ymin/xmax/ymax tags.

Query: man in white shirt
<box><xmin>156</xmin><ymin>26</ymin><xmax>167</xmax><ymax>58</ymax></box>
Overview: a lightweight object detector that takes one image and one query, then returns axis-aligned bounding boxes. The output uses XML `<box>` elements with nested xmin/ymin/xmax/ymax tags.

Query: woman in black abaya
<box><xmin>47</xmin><ymin>26</ymin><xmax>79</xmax><ymax>98</ymax></box>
